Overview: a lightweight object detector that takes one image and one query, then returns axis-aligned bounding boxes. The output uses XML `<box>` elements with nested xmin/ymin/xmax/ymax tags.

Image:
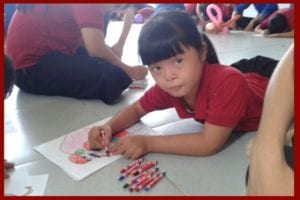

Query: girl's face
<box><xmin>148</xmin><ymin>44</ymin><xmax>206</xmax><ymax>101</ymax></box>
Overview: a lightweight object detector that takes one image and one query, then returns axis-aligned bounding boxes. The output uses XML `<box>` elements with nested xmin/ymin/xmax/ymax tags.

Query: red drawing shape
<box><xmin>69</xmin><ymin>154</ymin><xmax>88</xmax><ymax>164</ymax></box>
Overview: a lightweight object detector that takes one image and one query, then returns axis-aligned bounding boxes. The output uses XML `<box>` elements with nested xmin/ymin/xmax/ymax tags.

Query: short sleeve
<box><xmin>139</xmin><ymin>85</ymin><xmax>173</xmax><ymax>113</ymax></box>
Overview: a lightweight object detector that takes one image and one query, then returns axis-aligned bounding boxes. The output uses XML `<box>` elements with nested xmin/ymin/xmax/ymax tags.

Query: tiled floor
<box><xmin>4</xmin><ymin>21</ymin><xmax>293</xmax><ymax>195</ymax></box>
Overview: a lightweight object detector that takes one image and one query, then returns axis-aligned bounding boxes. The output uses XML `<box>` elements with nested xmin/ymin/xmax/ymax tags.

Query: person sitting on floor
<box><xmin>254</xmin><ymin>7</ymin><xmax>294</xmax><ymax>38</ymax></box>
<box><xmin>6</xmin><ymin>4</ymin><xmax>148</xmax><ymax>104</ymax></box>
<box><xmin>229</xmin><ymin>4</ymin><xmax>278</xmax><ymax>32</ymax></box>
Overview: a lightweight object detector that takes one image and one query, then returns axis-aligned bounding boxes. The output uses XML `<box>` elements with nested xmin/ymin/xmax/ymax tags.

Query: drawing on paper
<box><xmin>59</xmin><ymin>128</ymin><xmax>128</xmax><ymax>164</ymax></box>
<box><xmin>35</xmin><ymin>120</ymin><xmax>160</xmax><ymax>181</ymax></box>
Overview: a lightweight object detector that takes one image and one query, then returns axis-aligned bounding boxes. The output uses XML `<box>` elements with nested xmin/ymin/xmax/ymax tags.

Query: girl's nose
<box><xmin>164</xmin><ymin>67</ymin><xmax>176</xmax><ymax>81</ymax></box>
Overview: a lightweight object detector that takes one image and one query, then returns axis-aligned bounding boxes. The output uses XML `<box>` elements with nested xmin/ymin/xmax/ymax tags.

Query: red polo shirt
<box><xmin>6</xmin><ymin>4</ymin><xmax>105</xmax><ymax>70</ymax></box>
<box><xmin>140</xmin><ymin>63</ymin><xmax>269</xmax><ymax>132</ymax></box>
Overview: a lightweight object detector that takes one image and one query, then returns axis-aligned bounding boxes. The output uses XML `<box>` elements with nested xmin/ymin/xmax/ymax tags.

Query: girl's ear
<box><xmin>199</xmin><ymin>42</ymin><xmax>208</xmax><ymax>62</ymax></box>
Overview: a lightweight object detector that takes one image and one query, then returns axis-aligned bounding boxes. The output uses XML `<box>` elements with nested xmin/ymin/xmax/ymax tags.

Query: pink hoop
<box><xmin>206</xmin><ymin>4</ymin><xmax>223</xmax><ymax>24</ymax></box>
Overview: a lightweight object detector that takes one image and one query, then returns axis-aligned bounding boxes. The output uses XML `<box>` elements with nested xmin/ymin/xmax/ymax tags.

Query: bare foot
<box><xmin>128</xmin><ymin>66</ymin><xmax>148</xmax><ymax>80</ymax></box>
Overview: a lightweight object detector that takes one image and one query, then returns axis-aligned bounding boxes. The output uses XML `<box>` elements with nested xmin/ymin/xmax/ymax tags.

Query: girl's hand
<box><xmin>88</xmin><ymin>125</ymin><xmax>112</xmax><ymax>150</ymax></box>
<box><xmin>111</xmin><ymin>135</ymin><xmax>149</xmax><ymax>160</ymax></box>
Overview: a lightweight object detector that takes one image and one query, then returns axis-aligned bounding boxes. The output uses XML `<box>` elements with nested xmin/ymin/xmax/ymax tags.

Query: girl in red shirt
<box><xmin>88</xmin><ymin>11</ymin><xmax>275</xmax><ymax>159</ymax></box>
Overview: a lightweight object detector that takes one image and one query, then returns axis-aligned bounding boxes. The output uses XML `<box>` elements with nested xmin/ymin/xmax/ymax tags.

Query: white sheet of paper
<box><xmin>5</xmin><ymin>167</ymin><xmax>48</xmax><ymax>196</ymax></box>
<box><xmin>29</xmin><ymin>174</ymin><xmax>49</xmax><ymax>195</ymax></box>
<box><xmin>35</xmin><ymin>118</ymin><xmax>159</xmax><ymax>181</ymax></box>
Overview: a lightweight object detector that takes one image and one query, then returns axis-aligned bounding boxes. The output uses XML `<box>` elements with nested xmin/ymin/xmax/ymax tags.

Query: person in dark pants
<box><xmin>229</xmin><ymin>4</ymin><xmax>278</xmax><ymax>31</ymax></box>
<box><xmin>230</xmin><ymin>55</ymin><xmax>278</xmax><ymax>78</ymax></box>
<box><xmin>6</xmin><ymin>4</ymin><xmax>148</xmax><ymax>104</ymax></box>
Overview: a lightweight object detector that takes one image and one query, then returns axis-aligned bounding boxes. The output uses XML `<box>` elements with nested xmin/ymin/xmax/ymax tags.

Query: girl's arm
<box><xmin>264</xmin><ymin>30</ymin><xmax>294</xmax><ymax>38</ymax></box>
<box><xmin>107</xmin><ymin>101</ymin><xmax>148</xmax><ymax>135</ymax></box>
<box><xmin>113</xmin><ymin>121</ymin><xmax>233</xmax><ymax>159</ymax></box>
<box><xmin>146</xmin><ymin>122</ymin><xmax>233</xmax><ymax>156</ymax></box>
<box><xmin>247</xmin><ymin>44</ymin><xmax>294</xmax><ymax>195</ymax></box>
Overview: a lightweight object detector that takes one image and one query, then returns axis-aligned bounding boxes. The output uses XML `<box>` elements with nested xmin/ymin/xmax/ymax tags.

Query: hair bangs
<box><xmin>138</xmin><ymin>11</ymin><xmax>219</xmax><ymax>65</ymax></box>
<box><xmin>139</xmin><ymin>35</ymin><xmax>185</xmax><ymax>66</ymax></box>
<box><xmin>138</xmin><ymin>14</ymin><xmax>188</xmax><ymax>66</ymax></box>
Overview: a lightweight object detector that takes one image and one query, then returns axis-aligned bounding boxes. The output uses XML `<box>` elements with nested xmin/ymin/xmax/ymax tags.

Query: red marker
<box><xmin>144</xmin><ymin>172</ymin><xmax>166</xmax><ymax>191</ymax></box>
<box><xmin>123</xmin><ymin>173</ymin><xmax>147</xmax><ymax>189</ymax></box>
<box><xmin>132</xmin><ymin>160</ymin><xmax>158</xmax><ymax>176</ymax></box>
<box><xmin>136</xmin><ymin>179</ymin><xmax>153</xmax><ymax>192</ymax></box>
<box><xmin>120</xmin><ymin>158</ymin><xmax>144</xmax><ymax>173</ymax></box>
<box><xmin>128</xmin><ymin>174</ymin><xmax>151</xmax><ymax>192</ymax></box>
<box><xmin>99</xmin><ymin>130</ymin><xmax>110</xmax><ymax>156</ymax></box>
<box><xmin>132</xmin><ymin>175</ymin><xmax>153</xmax><ymax>192</ymax></box>
<box><xmin>123</xmin><ymin>167</ymin><xmax>159</xmax><ymax>188</ymax></box>
<box><xmin>118</xmin><ymin>163</ymin><xmax>140</xmax><ymax>181</ymax></box>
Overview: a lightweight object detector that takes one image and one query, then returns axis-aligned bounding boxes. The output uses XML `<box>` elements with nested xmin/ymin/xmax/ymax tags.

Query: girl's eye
<box><xmin>175</xmin><ymin>58</ymin><xmax>182</xmax><ymax>64</ymax></box>
<box><xmin>150</xmin><ymin>66</ymin><xmax>161</xmax><ymax>72</ymax></box>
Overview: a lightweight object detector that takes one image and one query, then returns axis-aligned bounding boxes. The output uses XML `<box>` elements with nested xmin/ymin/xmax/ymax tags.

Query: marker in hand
<box><xmin>99</xmin><ymin>129</ymin><xmax>110</xmax><ymax>156</ymax></box>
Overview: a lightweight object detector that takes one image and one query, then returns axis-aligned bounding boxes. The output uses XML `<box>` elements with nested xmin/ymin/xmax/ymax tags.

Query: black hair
<box><xmin>4</xmin><ymin>55</ymin><xmax>15</xmax><ymax>99</ymax></box>
<box><xmin>138</xmin><ymin>11</ymin><xmax>219</xmax><ymax>66</ymax></box>
<box><xmin>268</xmin><ymin>14</ymin><xmax>289</xmax><ymax>34</ymax></box>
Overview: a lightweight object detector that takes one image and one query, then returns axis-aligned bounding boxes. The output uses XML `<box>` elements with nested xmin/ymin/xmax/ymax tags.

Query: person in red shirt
<box><xmin>196</xmin><ymin>4</ymin><xmax>235</xmax><ymax>29</ymax></box>
<box><xmin>254</xmin><ymin>7</ymin><xmax>294</xmax><ymax>38</ymax></box>
<box><xmin>88</xmin><ymin>11</ymin><xmax>275</xmax><ymax>159</ymax></box>
<box><xmin>6</xmin><ymin>4</ymin><xmax>148</xmax><ymax>104</ymax></box>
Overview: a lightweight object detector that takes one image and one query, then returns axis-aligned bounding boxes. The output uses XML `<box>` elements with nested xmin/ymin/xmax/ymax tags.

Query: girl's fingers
<box><xmin>112</xmin><ymin>142</ymin><xmax>128</xmax><ymax>156</ymax></box>
<box><xmin>88</xmin><ymin>128</ymin><xmax>104</xmax><ymax>150</ymax></box>
<box><xmin>110</xmin><ymin>144</ymin><xmax>121</xmax><ymax>155</ymax></box>
<box><xmin>101</xmin><ymin>127</ymin><xmax>113</xmax><ymax>145</ymax></box>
